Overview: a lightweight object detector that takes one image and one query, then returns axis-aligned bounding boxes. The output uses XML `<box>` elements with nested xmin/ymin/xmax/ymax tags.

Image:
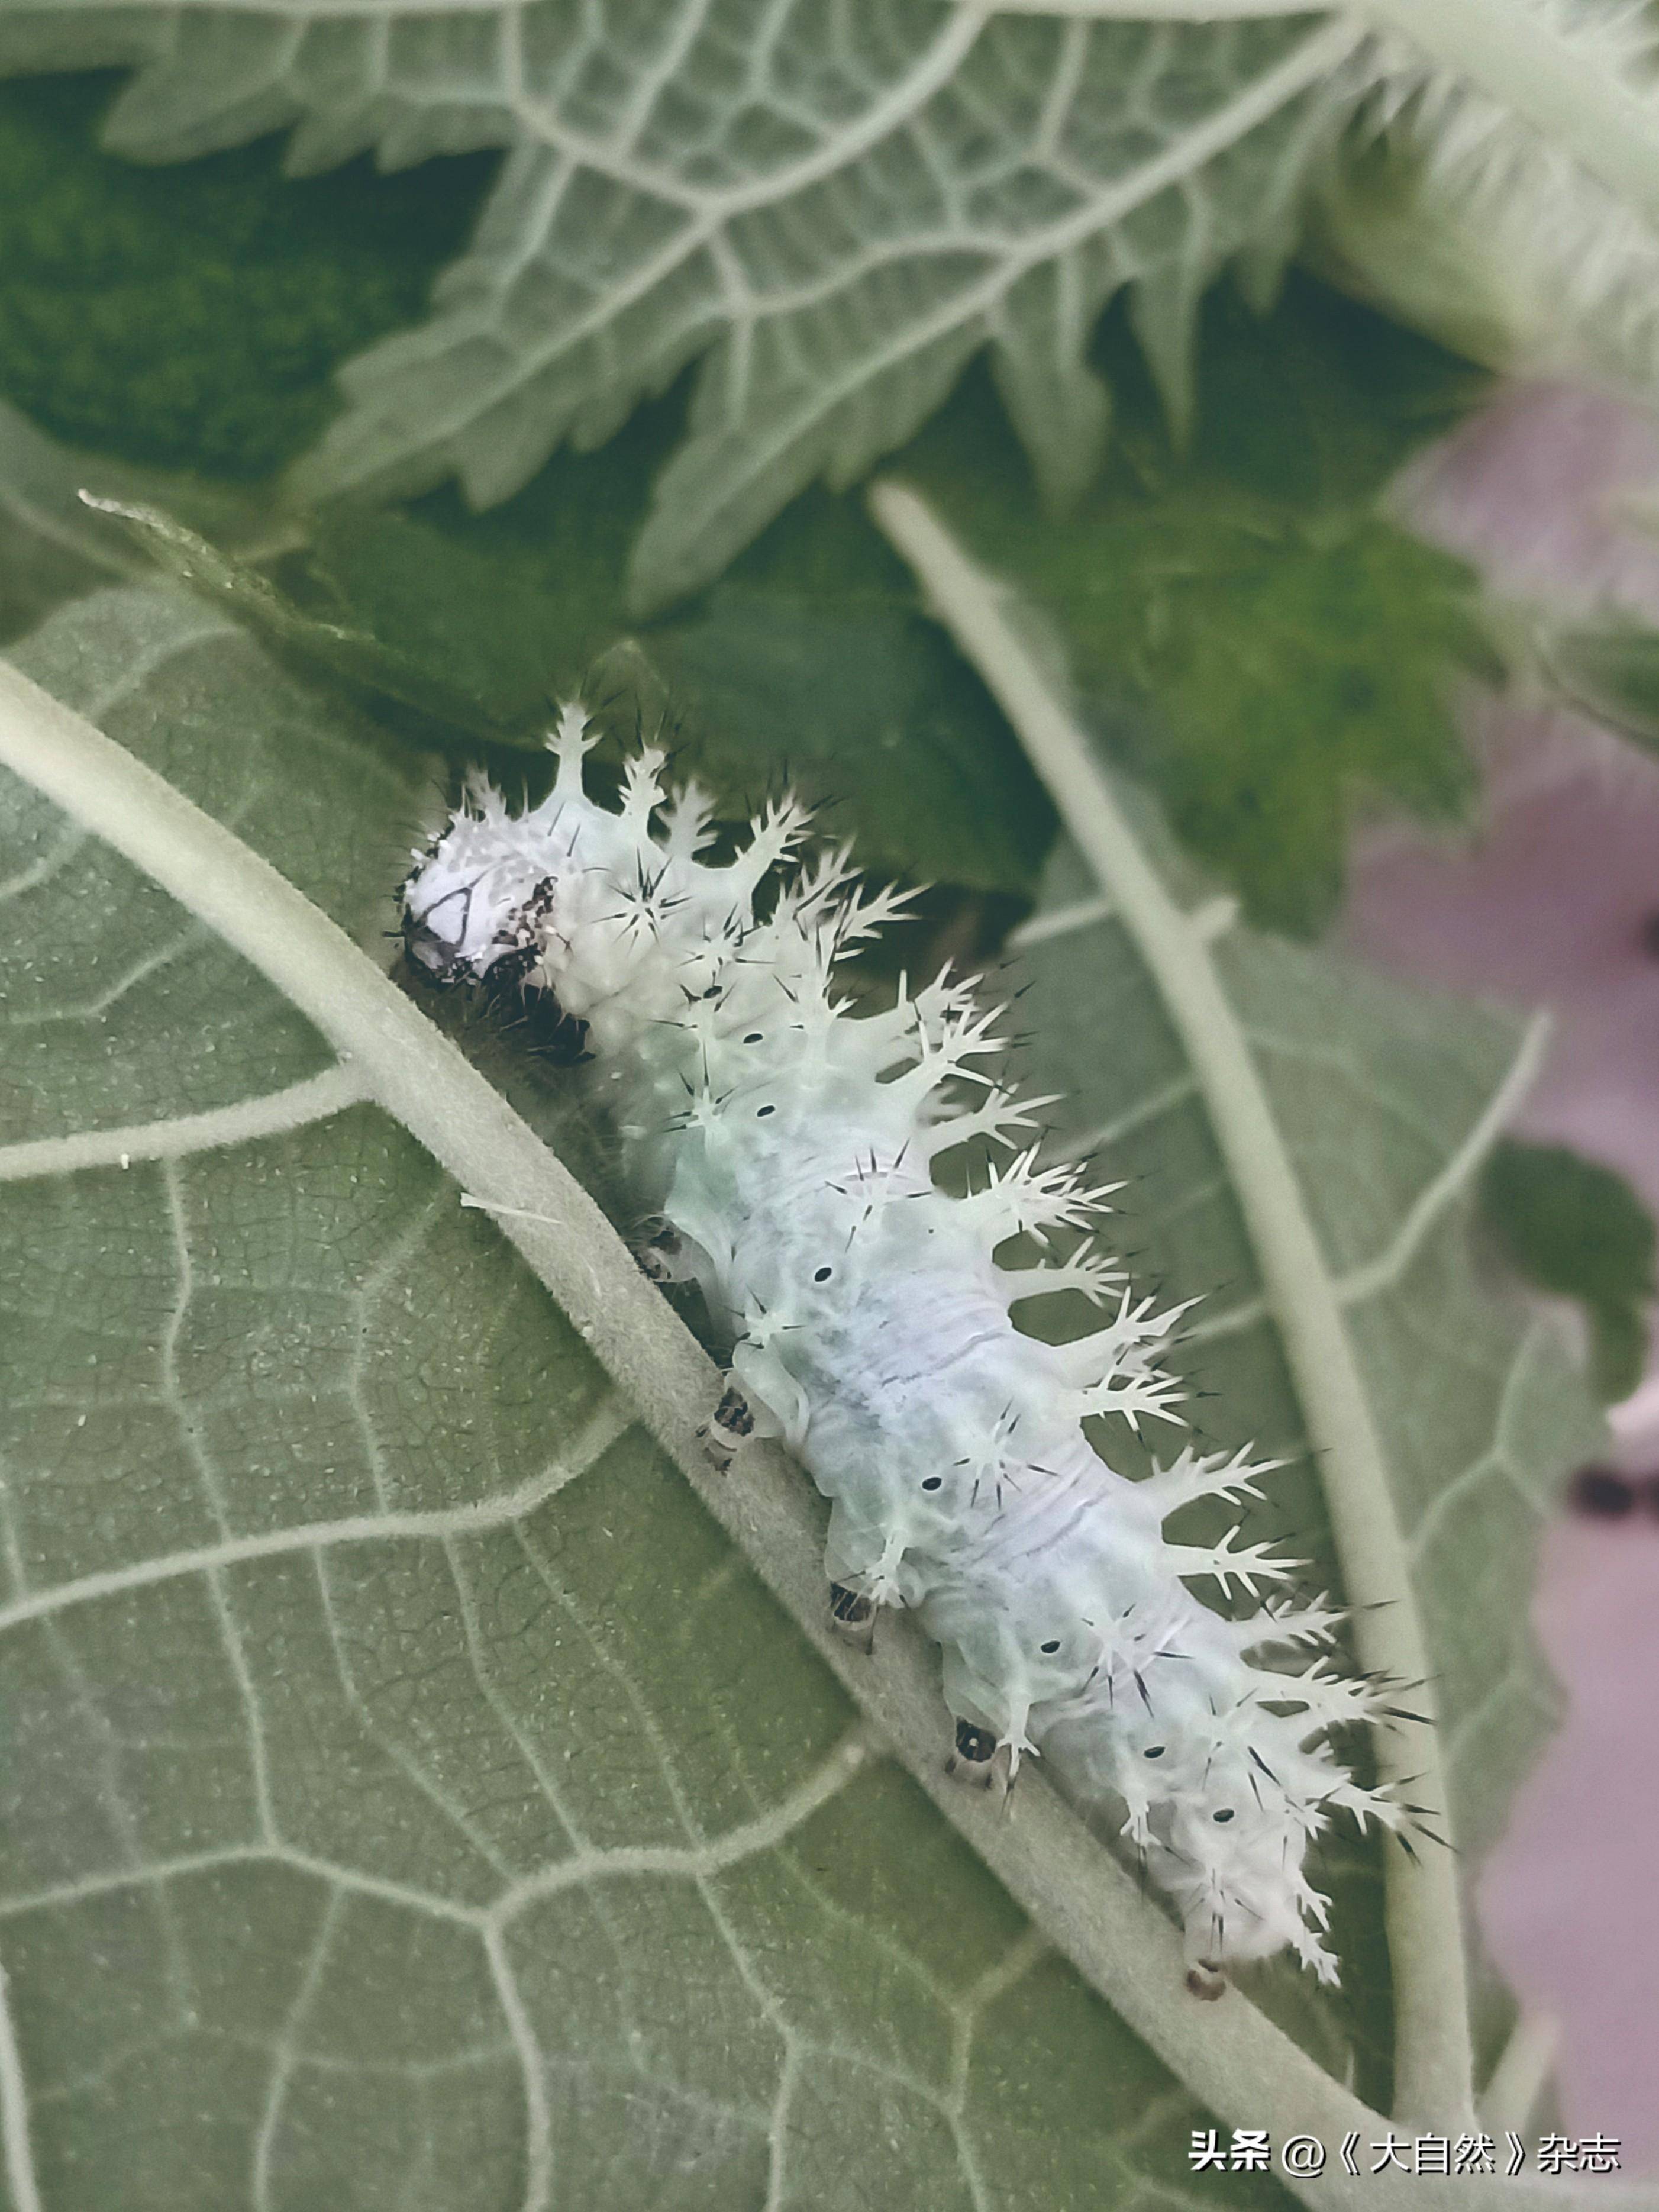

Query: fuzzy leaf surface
<box><xmin>0</xmin><ymin>579</ymin><xmax>1624</xmax><ymax>2205</ymax></box>
<box><xmin>1</xmin><ymin>1</ymin><xmax>1377</xmax><ymax>604</ymax></box>
<box><xmin>8</xmin><ymin>0</ymin><xmax>1659</xmax><ymax>604</ymax></box>
<box><xmin>2</xmin><ymin>583</ymin><xmax>1249</xmax><ymax>2212</ymax></box>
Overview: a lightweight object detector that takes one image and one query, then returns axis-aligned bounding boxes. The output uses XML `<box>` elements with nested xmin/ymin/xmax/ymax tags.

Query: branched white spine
<box><xmin>402</xmin><ymin>708</ymin><xmax>1415</xmax><ymax>1986</ymax></box>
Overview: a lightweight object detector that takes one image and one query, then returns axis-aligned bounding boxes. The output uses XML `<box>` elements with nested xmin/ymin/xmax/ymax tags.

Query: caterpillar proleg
<box><xmin>402</xmin><ymin>707</ymin><xmax>1413</xmax><ymax>1988</ymax></box>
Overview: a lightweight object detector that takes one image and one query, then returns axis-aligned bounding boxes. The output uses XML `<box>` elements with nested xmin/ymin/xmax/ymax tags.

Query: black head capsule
<box><xmin>399</xmin><ymin>875</ymin><xmax>484</xmax><ymax>985</ymax></box>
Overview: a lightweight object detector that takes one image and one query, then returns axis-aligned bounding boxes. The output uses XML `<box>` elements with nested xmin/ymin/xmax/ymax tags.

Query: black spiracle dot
<box><xmin>1212</xmin><ymin>1808</ymin><xmax>1235</xmax><ymax>1824</ymax></box>
<box><xmin>921</xmin><ymin>1475</ymin><xmax>943</xmax><ymax>1492</ymax></box>
<box><xmin>744</xmin><ymin>1031</ymin><xmax>764</xmax><ymax>1043</ymax></box>
<box><xmin>1143</xmin><ymin>1746</ymin><xmax>1165</xmax><ymax>1759</ymax></box>
<box><xmin>1040</xmin><ymin>1639</ymin><xmax>1061</xmax><ymax>1655</ymax></box>
<box><xmin>756</xmin><ymin>1105</ymin><xmax>776</xmax><ymax>1118</ymax></box>
<box><xmin>813</xmin><ymin>1265</ymin><xmax>833</xmax><ymax>1282</ymax></box>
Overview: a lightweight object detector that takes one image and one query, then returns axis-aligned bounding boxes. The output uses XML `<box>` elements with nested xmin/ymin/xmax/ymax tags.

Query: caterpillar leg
<box><xmin>699</xmin><ymin>1384</ymin><xmax>755</xmax><ymax>1469</ymax></box>
<box><xmin>828</xmin><ymin>1582</ymin><xmax>877</xmax><ymax>1652</ymax></box>
<box><xmin>631</xmin><ymin>1219</ymin><xmax>690</xmax><ymax>1284</ymax></box>
<box><xmin>1185</xmin><ymin>1962</ymin><xmax>1228</xmax><ymax>2003</ymax></box>
<box><xmin>945</xmin><ymin>1719</ymin><xmax>1013</xmax><ymax>1802</ymax></box>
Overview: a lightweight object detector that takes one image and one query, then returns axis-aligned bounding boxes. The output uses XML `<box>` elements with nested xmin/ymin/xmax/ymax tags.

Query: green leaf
<box><xmin>896</xmin><ymin>280</ymin><xmax>1489</xmax><ymax>935</ymax></box>
<box><xmin>8</xmin><ymin>0</ymin><xmax>1659</xmax><ymax>602</ymax></box>
<box><xmin>1480</xmin><ymin>1140</ymin><xmax>1657</xmax><ymax>1403</ymax></box>
<box><xmin>304</xmin><ymin>412</ymin><xmax>1056</xmax><ymax>896</ymax></box>
<box><xmin>1</xmin><ymin>579</ymin><xmax>1626</xmax><ymax>2209</ymax></box>
<box><xmin>0</xmin><ymin>70</ymin><xmax>491</xmax><ymax>481</ymax></box>
<box><xmin>868</xmin><ymin>476</ymin><xmax>1606</xmax><ymax>2129</ymax></box>
<box><xmin>279</xmin><ymin>279</ymin><xmax>1488</xmax><ymax>916</ymax></box>
<box><xmin>0</xmin><ymin>585</ymin><xmax>1175</xmax><ymax>2212</ymax></box>
<box><xmin>49</xmin><ymin>381</ymin><xmax>1050</xmax><ymax>898</ymax></box>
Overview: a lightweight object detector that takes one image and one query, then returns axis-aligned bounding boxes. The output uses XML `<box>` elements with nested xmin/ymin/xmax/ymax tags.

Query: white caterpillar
<box><xmin>402</xmin><ymin>708</ymin><xmax>1412</xmax><ymax>1990</ymax></box>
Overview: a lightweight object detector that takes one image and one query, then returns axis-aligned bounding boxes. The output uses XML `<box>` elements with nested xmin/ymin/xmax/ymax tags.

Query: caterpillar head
<box><xmin>401</xmin><ymin>790</ymin><xmax>553</xmax><ymax>987</ymax></box>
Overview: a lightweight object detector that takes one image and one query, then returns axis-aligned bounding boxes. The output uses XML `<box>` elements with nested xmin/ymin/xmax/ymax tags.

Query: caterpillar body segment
<box><xmin>402</xmin><ymin>710</ymin><xmax>1412</xmax><ymax>1987</ymax></box>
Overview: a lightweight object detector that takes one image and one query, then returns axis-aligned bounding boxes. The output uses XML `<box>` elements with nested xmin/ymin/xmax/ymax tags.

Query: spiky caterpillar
<box><xmin>402</xmin><ymin>708</ymin><xmax>1408</xmax><ymax>1990</ymax></box>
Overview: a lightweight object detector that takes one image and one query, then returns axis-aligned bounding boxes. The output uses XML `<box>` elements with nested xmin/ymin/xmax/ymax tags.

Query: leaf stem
<box><xmin>867</xmin><ymin>476</ymin><xmax>1475</xmax><ymax>2127</ymax></box>
<box><xmin>1480</xmin><ymin>2011</ymin><xmax>1561</xmax><ymax>2139</ymax></box>
<box><xmin>0</xmin><ymin>1955</ymin><xmax>43</xmax><ymax>2212</ymax></box>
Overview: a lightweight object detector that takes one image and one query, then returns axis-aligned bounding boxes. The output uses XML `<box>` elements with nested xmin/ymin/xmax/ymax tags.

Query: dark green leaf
<box><xmin>299</xmin><ymin>279</ymin><xmax>1490</xmax><ymax>913</ymax></box>
<box><xmin>304</xmin><ymin>401</ymin><xmax>1056</xmax><ymax>896</ymax></box>
<box><xmin>0</xmin><ymin>577</ymin><xmax>1315</xmax><ymax>2212</ymax></box>
<box><xmin>0</xmin><ymin>72</ymin><xmax>493</xmax><ymax>479</ymax></box>
<box><xmin>899</xmin><ymin>278</ymin><xmax>1493</xmax><ymax>934</ymax></box>
<box><xmin>0</xmin><ymin>398</ymin><xmax>274</xmax><ymax>646</ymax></box>
<box><xmin>1480</xmin><ymin>1139</ymin><xmax>1657</xmax><ymax>1402</ymax></box>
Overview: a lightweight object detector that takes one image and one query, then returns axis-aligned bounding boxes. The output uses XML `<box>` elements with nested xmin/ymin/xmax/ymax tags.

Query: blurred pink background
<box><xmin>1341</xmin><ymin>382</ymin><xmax>1659</xmax><ymax>2162</ymax></box>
